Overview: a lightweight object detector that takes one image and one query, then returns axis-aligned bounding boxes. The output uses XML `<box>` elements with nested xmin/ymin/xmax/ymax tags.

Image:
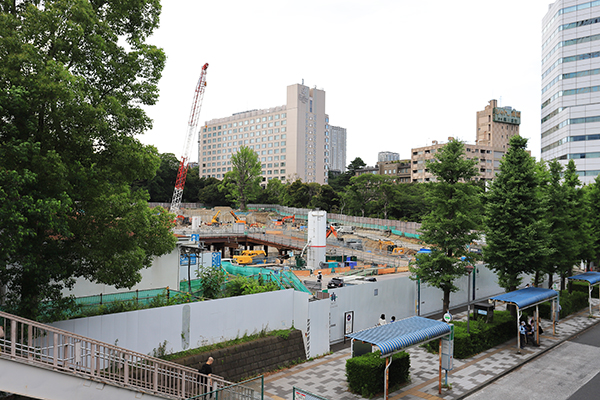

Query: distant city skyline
<box><xmin>141</xmin><ymin>1</ymin><xmax>551</xmax><ymax>166</ymax></box>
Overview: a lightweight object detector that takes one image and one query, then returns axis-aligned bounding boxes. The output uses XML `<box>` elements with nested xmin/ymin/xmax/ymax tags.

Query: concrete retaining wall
<box><xmin>174</xmin><ymin>330</ymin><xmax>306</xmax><ymax>382</ymax></box>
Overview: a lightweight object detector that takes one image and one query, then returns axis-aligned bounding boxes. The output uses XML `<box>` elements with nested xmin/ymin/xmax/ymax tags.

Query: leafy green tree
<box><xmin>409</xmin><ymin>139</ymin><xmax>481</xmax><ymax>313</ymax></box>
<box><xmin>585</xmin><ymin>175</ymin><xmax>600</xmax><ymax>270</ymax></box>
<box><xmin>328</xmin><ymin>157</ymin><xmax>366</xmax><ymax>192</ymax></box>
<box><xmin>257</xmin><ymin>178</ymin><xmax>285</xmax><ymax>204</ymax></box>
<box><xmin>198</xmin><ymin>177</ymin><xmax>231</xmax><ymax>207</ymax></box>
<box><xmin>143</xmin><ymin>153</ymin><xmax>179</xmax><ymax>202</ymax></box>
<box><xmin>282</xmin><ymin>179</ymin><xmax>311</xmax><ymax>207</ymax></box>
<box><xmin>197</xmin><ymin>267</ymin><xmax>226</xmax><ymax>299</ymax></box>
<box><xmin>181</xmin><ymin>165</ymin><xmax>201</xmax><ymax>203</ymax></box>
<box><xmin>221</xmin><ymin>146</ymin><xmax>262</xmax><ymax>210</ymax></box>
<box><xmin>310</xmin><ymin>184</ymin><xmax>340</xmax><ymax>212</ymax></box>
<box><xmin>346</xmin><ymin>174</ymin><xmax>387</xmax><ymax>217</ymax></box>
<box><xmin>0</xmin><ymin>0</ymin><xmax>176</xmax><ymax>319</ymax></box>
<box><xmin>484</xmin><ymin>136</ymin><xmax>550</xmax><ymax>292</ymax></box>
<box><xmin>390</xmin><ymin>183</ymin><xmax>431</xmax><ymax>222</ymax></box>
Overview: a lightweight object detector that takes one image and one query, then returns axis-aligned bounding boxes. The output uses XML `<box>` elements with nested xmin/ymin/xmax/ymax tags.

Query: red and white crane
<box><xmin>170</xmin><ymin>63</ymin><xmax>209</xmax><ymax>216</ymax></box>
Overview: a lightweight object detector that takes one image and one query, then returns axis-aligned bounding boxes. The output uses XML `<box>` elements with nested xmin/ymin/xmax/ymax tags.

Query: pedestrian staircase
<box><xmin>0</xmin><ymin>310</ymin><xmax>259</xmax><ymax>400</ymax></box>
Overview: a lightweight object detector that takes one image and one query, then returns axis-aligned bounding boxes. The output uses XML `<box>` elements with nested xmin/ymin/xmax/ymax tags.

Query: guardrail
<box><xmin>0</xmin><ymin>311</ymin><xmax>257</xmax><ymax>400</ymax></box>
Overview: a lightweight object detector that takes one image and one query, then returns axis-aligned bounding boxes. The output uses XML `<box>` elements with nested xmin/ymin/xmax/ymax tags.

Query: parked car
<box><xmin>327</xmin><ymin>277</ymin><xmax>344</xmax><ymax>289</ymax></box>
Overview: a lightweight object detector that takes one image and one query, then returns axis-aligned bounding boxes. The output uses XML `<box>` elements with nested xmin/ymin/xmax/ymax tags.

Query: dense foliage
<box><xmin>0</xmin><ymin>0</ymin><xmax>177</xmax><ymax>320</ymax></box>
<box><xmin>409</xmin><ymin>139</ymin><xmax>482</xmax><ymax>312</ymax></box>
<box><xmin>346</xmin><ymin>351</ymin><xmax>410</xmax><ymax>397</ymax></box>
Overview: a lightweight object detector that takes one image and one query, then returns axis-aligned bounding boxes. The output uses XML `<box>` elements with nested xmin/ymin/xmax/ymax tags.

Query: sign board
<box><xmin>441</xmin><ymin>325</ymin><xmax>454</xmax><ymax>371</ymax></box>
<box><xmin>443</xmin><ymin>312</ymin><xmax>453</xmax><ymax>323</ymax></box>
<box><xmin>344</xmin><ymin>311</ymin><xmax>354</xmax><ymax>335</ymax></box>
<box><xmin>180</xmin><ymin>254</ymin><xmax>197</xmax><ymax>266</ymax></box>
<box><xmin>493</xmin><ymin>107</ymin><xmax>521</xmax><ymax>125</ymax></box>
<box><xmin>211</xmin><ymin>252</ymin><xmax>221</xmax><ymax>267</ymax></box>
<box><xmin>190</xmin><ymin>234</ymin><xmax>199</xmax><ymax>242</ymax></box>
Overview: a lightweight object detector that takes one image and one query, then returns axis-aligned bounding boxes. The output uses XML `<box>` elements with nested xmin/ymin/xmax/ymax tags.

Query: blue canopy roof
<box><xmin>491</xmin><ymin>287</ymin><xmax>558</xmax><ymax>309</ymax></box>
<box><xmin>568</xmin><ymin>271</ymin><xmax>600</xmax><ymax>285</ymax></box>
<box><xmin>346</xmin><ymin>316</ymin><xmax>451</xmax><ymax>356</ymax></box>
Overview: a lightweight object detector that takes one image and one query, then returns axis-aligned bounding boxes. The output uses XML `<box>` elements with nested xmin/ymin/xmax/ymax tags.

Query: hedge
<box><xmin>346</xmin><ymin>351</ymin><xmax>410</xmax><ymax>397</ymax></box>
<box><xmin>537</xmin><ymin>289</ymin><xmax>588</xmax><ymax>320</ymax></box>
<box><xmin>422</xmin><ymin>310</ymin><xmax>516</xmax><ymax>359</ymax></box>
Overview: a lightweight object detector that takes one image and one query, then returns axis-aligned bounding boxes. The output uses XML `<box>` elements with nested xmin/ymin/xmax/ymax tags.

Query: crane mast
<box><xmin>170</xmin><ymin>63</ymin><xmax>209</xmax><ymax>215</ymax></box>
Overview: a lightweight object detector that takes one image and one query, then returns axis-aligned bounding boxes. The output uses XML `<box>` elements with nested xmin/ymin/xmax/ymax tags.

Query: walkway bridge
<box><xmin>0</xmin><ymin>311</ymin><xmax>261</xmax><ymax>400</ymax></box>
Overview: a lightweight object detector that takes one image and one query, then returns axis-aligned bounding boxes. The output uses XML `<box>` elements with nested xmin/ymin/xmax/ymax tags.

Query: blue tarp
<box><xmin>491</xmin><ymin>287</ymin><xmax>558</xmax><ymax>309</ymax></box>
<box><xmin>346</xmin><ymin>316</ymin><xmax>451</xmax><ymax>356</ymax></box>
<box><xmin>568</xmin><ymin>271</ymin><xmax>600</xmax><ymax>285</ymax></box>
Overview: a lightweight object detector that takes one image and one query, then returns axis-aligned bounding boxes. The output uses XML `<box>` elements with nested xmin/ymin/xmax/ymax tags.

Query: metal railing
<box><xmin>0</xmin><ymin>311</ymin><xmax>259</xmax><ymax>400</ymax></box>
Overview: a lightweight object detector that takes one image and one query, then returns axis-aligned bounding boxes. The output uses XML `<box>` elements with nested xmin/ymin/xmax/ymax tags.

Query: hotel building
<box><xmin>199</xmin><ymin>83</ymin><xmax>344</xmax><ymax>185</ymax></box>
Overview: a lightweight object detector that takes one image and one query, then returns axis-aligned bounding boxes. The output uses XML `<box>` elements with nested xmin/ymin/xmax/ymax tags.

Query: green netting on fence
<box><xmin>75</xmin><ymin>288</ymin><xmax>170</xmax><ymax>308</ymax></box>
<box><xmin>222</xmin><ymin>263</ymin><xmax>311</xmax><ymax>294</ymax></box>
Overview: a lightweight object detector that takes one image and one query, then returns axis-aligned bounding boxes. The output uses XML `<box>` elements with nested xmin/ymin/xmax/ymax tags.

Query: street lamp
<box><xmin>465</xmin><ymin>264</ymin><xmax>474</xmax><ymax>334</ymax></box>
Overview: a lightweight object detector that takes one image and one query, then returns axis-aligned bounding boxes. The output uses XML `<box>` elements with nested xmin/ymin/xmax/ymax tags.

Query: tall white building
<box><xmin>199</xmin><ymin>83</ymin><xmax>346</xmax><ymax>185</ymax></box>
<box><xmin>329</xmin><ymin>125</ymin><xmax>347</xmax><ymax>172</ymax></box>
<box><xmin>541</xmin><ymin>0</ymin><xmax>600</xmax><ymax>183</ymax></box>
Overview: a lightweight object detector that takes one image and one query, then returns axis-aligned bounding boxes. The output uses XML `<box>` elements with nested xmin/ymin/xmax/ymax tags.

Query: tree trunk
<box><xmin>443</xmin><ymin>289</ymin><xmax>451</xmax><ymax>315</ymax></box>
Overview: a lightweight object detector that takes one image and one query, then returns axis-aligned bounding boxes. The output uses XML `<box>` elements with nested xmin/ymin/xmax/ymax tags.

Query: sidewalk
<box><xmin>263</xmin><ymin>300</ymin><xmax>600</xmax><ymax>400</ymax></box>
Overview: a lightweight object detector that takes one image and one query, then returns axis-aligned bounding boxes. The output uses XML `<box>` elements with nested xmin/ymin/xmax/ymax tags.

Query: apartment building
<box><xmin>541</xmin><ymin>0</ymin><xmax>600</xmax><ymax>183</ymax></box>
<box><xmin>410</xmin><ymin>100</ymin><xmax>520</xmax><ymax>182</ymax></box>
<box><xmin>377</xmin><ymin>159</ymin><xmax>411</xmax><ymax>183</ymax></box>
<box><xmin>199</xmin><ymin>83</ymin><xmax>344</xmax><ymax>185</ymax></box>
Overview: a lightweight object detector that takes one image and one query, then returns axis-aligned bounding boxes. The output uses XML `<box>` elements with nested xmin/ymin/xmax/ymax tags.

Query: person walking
<box><xmin>198</xmin><ymin>357</ymin><xmax>214</xmax><ymax>396</ymax></box>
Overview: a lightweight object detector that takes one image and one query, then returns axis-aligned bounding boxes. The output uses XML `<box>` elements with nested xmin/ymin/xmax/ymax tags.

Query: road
<box><xmin>464</xmin><ymin>321</ymin><xmax>600</xmax><ymax>400</ymax></box>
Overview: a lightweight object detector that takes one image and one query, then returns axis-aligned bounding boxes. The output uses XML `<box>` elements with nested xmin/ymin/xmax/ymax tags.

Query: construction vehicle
<box><xmin>326</xmin><ymin>225</ymin><xmax>339</xmax><ymax>239</ymax></box>
<box><xmin>170</xmin><ymin>63</ymin><xmax>209</xmax><ymax>216</ymax></box>
<box><xmin>230</xmin><ymin>211</ymin><xmax>246</xmax><ymax>224</ymax></box>
<box><xmin>206</xmin><ymin>210</ymin><xmax>220</xmax><ymax>226</ymax></box>
<box><xmin>378</xmin><ymin>240</ymin><xmax>395</xmax><ymax>252</ymax></box>
<box><xmin>274</xmin><ymin>215</ymin><xmax>295</xmax><ymax>226</ymax></box>
<box><xmin>233</xmin><ymin>250</ymin><xmax>266</xmax><ymax>265</ymax></box>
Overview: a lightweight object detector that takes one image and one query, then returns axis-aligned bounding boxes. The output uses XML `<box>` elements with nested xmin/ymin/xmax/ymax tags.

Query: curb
<box><xmin>456</xmin><ymin>312</ymin><xmax>600</xmax><ymax>399</ymax></box>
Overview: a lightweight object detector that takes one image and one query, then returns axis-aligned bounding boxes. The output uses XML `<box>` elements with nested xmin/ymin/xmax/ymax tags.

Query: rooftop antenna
<box><xmin>302</xmin><ymin>79</ymin><xmax>304</xmax><ymax>85</ymax></box>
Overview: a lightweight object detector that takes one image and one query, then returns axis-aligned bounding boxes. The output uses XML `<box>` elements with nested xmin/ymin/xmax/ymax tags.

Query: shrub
<box><xmin>538</xmin><ymin>290</ymin><xmax>588</xmax><ymax>319</ymax></box>
<box><xmin>423</xmin><ymin>310</ymin><xmax>516</xmax><ymax>359</ymax></box>
<box><xmin>346</xmin><ymin>351</ymin><xmax>410</xmax><ymax>397</ymax></box>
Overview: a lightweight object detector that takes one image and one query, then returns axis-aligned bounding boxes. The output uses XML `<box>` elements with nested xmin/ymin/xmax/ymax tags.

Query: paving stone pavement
<box><xmin>263</xmin><ymin>300</ymin><xmax>600</xmax><ymax>400</ymax></box>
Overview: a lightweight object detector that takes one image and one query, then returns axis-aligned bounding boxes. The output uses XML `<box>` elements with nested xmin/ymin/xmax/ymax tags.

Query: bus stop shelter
<box><xmin>491</xmin><ymin>287</ymin><xmax>558</xmax><ymax>352</ymax></box>
<box><xmin>346</xmin><ymin>316</ymin><xmax>452</xmax><ymax>399</ymax></box>
<box><xmin>568</xmin><ymin>271</ymin><xmax>600</xmax><ymax>316</ymax></box>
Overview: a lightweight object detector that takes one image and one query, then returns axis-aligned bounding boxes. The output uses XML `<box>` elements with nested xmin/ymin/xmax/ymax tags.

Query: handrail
<box><xmin>0</xmin><ymin>311</ymin><xmax>253</xmax><ymax>400</ymax></box>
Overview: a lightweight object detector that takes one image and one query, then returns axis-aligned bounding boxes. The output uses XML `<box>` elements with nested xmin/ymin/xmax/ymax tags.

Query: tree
<box><xmin>409</xmin><ymin>139</ymin><xmax>481</xmax><ymax>313</ymax></box>
<box><xmin>257</xmin><ymin>178</ymin><xmax>285</xmax><ymax>204</ymax></box>
<box><xmin>483</xmin><ymin>136</ymin><xmax>550</xmax><ymax>293</ymax></box>
<box><xmin>585</xmin><ymin>175</ymin><xmax>600</xmax><ymax>270</ymax></box>
<box><xmin>0</xmin><ymin>1</ymin><xmax>176</xmax><ymax>320</ymax></box>
<box><xmin>143</xmin><ymin>153</ymin><xmax>179</xmax><ymax>202</ymax></box>
<box><xmin>222</xmin><ymin>146</ymin><xmax>262</xmax><ymax>209</ymax></box>
<box><xmin>345</xmin><ymin>174</ymin><xmax>388</xmax><ymax>217</ymax></box>
<box><xmin>198</xmin><ymin>177</ymin><xmax>231</xmax><ymax>207</ymax></box>
<box><xmin>310</xmin><ymin>184</ymin><xmax>339</xmax><ymax>212</ymax></box>
<box><xmin>282</xmin><ymin>179</ymin><xmax>311</xmax><ymax>208</ymax></box>
<box><xmin>328</xmin><ymin>157</ymin><xmax>366</xmax><ymax>192</ymax></box>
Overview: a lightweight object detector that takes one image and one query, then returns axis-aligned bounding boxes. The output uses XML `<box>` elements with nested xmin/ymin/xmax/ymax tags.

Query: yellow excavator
<box><xmin>378</xmin><ymin>240</ymin><xmax>405</xmax><ymax>255</ymax></box>
<box><xmin>206</xmin><ymin>210</ymin><xmax>221</xmax><ymax>226</ymax></box>
<box><xmin>233</xmin><ymin>250</ymin><xmax>266</xmax><ymax>265</ymax></box>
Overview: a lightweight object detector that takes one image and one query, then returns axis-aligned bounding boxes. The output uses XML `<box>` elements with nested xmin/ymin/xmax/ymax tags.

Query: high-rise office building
<box><xmin>541</xmin><ymin>0</ymin><xmax>600</xmax><ymax>183</ymax></box>
<box><xmin>199</xmin><ymin>83</ymin><xmax>345</xmax><ymax>185</ymax></box>
<box><xmin>329</xmin><ymin>125</ymin><xmax>347</xmax><ymax>173</ymax></box>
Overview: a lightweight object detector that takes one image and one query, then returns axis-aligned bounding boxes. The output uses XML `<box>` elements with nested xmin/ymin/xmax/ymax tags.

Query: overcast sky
<box><xmin>141</xmin><ymin>0</ymin><xmax>553</xmax><ymax>166</ymax></box>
